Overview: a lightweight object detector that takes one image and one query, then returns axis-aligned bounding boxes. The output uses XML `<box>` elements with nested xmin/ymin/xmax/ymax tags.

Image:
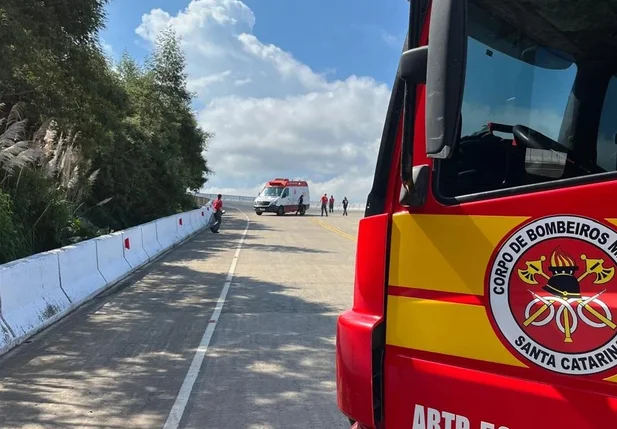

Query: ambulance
<box><xmin>336</xmin><ymin>0</ymin><xmax>617</xmax><ymax>428</ymax></box>
<box><xmin>253</xmin><ymin>178</ymin><xmax>310</xmax><ymax>216</ymax></box>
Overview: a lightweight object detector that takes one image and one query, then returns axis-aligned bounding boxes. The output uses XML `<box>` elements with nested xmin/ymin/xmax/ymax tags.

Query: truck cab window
<box><xmin>436</xmin><ymin>0</ymin><xmax>617</xmax><ymax>199</ymax></box>
<box><xmin>281</xmin><ymin>188</ymin><xmax>289</xmax><ymax>198</ymax></box>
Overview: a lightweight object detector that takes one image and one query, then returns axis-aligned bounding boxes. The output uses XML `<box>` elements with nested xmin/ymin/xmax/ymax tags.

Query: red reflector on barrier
<box><xmin>124</xmin><ymin>238</ymin><xmax>130</xmax><ymax>250</ymax></box>
<box><xmin>179</xmin><ymin>218</ymin><xmax>183</xmax><ymax>226</ymax></box>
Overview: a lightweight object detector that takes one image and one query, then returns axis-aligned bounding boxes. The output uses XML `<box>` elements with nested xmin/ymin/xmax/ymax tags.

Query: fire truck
<box><xmin>336</xmin><ymin>0</ymin><xmax>617</xmax><ymax>428</ymax></box>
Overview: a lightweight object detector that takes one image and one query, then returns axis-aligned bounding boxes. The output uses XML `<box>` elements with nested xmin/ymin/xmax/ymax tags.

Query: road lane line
<box><xmin>163</xmin><ymin>208</ymin><xmax>250</xmax><ymax>429</ymax></box>
<box><xmin>313</xmin><ymin>219</ymin><xmax>357</xmax><ymax>241</ymax></box>
<box><xmin>312</xmin><ymin>218</ymin><xmax>357</xmax><ymax>242</ymax></box>
<box><xmin>314</xmin><ymin>219</ymin><xmax>356</xmax><ymax>241</ymax></box>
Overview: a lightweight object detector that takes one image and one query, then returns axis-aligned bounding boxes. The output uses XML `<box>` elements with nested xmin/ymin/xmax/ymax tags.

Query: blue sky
<box><xmin>101</xmin><ymin>0</ymin><xmax>408</xmax><ymax>87</ymax></box>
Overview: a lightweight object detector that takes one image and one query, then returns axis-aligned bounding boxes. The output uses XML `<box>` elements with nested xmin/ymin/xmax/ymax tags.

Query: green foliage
<box><xmin>7</xmin><ymin>168</ymin><xmax>73</xmax><ymax>255</ymax></box>
<box><xmin>0</xmin><ymin>191</ymin><xmax>26</xmax><ymax>263</ymax></box>
<box><xmin>0</xmin><ymin>2</ymin><xmax>211</xmax><ymax>263</ymax></box>
<box><xmin>60</xmin><ymin>216</ymin><xmax>110</xmax><ymax>246</ymax></box>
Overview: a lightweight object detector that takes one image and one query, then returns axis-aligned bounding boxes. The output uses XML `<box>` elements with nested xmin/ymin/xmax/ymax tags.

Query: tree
<box><xmin>88</xmin><ymin>34</ymin><xmax>210</xmax><ymax>229</ymax></box>
<box><xmin>0</xmin><ymin>3</ymin><xmax>211</xmax><ymax>262</ymax></box>
<box><xmin>0</xmin><ymin>0</ymin><xmax>113</xmax><ymax>135</ymax></box>
<box><xmin>150</xmin><ymin>28</ymin><xmax>210</xmax><ymax>192</ymax></box>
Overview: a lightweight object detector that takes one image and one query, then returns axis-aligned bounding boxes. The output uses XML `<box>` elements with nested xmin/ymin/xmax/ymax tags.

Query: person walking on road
<box><xmin>321</xmin><ymin>193</ymin><xmax>328</xmax><ymax>217</ymax></box>
<box><xmin>342</xmin><ymin>197</ymin><xmax>348</xmax><ymax>216</ymax></box>
<box><xmin>210</xmin><ymin>194</ymin><xmax>223</xmax><ymax>233</ymax></box>
<box><xmin>329</xmin><ymin>195</ymin><xmax>335</xmax><ymax>214</ymax></box>
<box><xmin>295</xmin><ymin>194</ymin><xmax>304</xmax><ymax>215</ymax></box>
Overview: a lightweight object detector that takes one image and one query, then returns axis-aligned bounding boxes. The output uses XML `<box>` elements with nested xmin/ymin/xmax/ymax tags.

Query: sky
<box><xmin>100</xmin><ymin>0</ymin><xmax>410</xmax><ymax>202</ymax></box>
<box><xmin>99</xmin><ymin>0</ymin><xmax>617</xmax><ymax>202</ymax></box>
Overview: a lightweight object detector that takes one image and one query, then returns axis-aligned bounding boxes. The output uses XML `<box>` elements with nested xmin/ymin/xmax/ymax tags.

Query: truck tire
<box><xmin>255</xmin><ymin>211</ymin><xmax>262</xmax><ymax>216</ymax></box>
<box><xmin>299</xmin><ymin>205</ymin><xmax>306</xmax><ymax>216</ymax></box>
<box><xmin>277</xmin><ymin>206</ymin><xmax>285</xmax><ymax>216</ymax></box>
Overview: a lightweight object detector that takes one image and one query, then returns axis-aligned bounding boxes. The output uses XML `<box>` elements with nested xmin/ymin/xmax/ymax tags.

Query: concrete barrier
<box><xmin>122</xmin><ymin>227</ymin><xmax>149</xmax><ymax>269</ymax></box>
<box><xmin>0</xmin><ymin>251</ymin><xmax>71</xmax><ymax>341</ymax></box>
<box><xmin>156</xmin><ymin>216</ymin><xmax>177</xmax><ymax>250</ymax></box>
<box><xmin>199</xmin><ymin>208</ymin><xmax>209</xmax><ymax>229</ymax></box>
<box><xmin>176</xmin><ymin>214</ymin><xmax>190</xmax><ymax>240</ymax></box>
<box><xmin>58</xmin><ymin>240</ymin><xmax>107</xmax><ymax>304</ymax></box>
<box><xmin>95</xmin><ymin>232</ymin><xmax>131</xmax><ymax>285</ymax></box>
<box><xmin>191</xmin><ymin>209</ymin><xmax>205</xmax><ymax>232</ymax></box>
<box><xmin>185</xmin><ymin>210</ymin><xmax>197</xmax><ymax>234</ymax></box>
<box><xmin>0</xmin><ymin>319</ymin><xmax>13</xmax><ymax>353</ymax></box>
<box><xmin>0</xmin><ymin>205</ymin><xmax>211</xmax><ymax>356</ymax></box>
<box><xmin>141</xmin><ymin>221</ymin><xmax>163</xmax><ymax>259</ymax></box>
<box><xmin>194</xmin><ymin>209</ymin><xmax>203</xmax><ymax>232</ymax></box>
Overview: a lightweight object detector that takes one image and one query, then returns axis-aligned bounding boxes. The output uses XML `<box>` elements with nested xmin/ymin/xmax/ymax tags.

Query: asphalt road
<box><xmin>0</xmin><ymin>205</ymin><xmax>362</xmax><ymax>429</ymax></box>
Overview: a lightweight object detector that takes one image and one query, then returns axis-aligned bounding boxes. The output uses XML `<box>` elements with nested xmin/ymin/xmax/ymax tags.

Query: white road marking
<box><xmin>163</xmin><ymin>207</ymin><xmax>250</xmax><ymax>429</ymax></box>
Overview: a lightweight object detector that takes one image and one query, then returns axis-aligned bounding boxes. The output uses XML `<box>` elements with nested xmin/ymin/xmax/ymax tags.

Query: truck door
<box><xmin>382</xmin><ymin>0</ymin><xmax>617</xmax><ymax>428</ymax></box>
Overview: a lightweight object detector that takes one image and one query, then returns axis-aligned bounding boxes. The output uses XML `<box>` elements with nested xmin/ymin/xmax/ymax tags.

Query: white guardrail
<box><xmin>195</xmin><ymin>192</ymin><xmax>367</xmax><ymax>212</ymax></box>
<box><xmin>0</xmin><ymin>204</ymin><xmax>214</xmax><ymax>356</ymax></box>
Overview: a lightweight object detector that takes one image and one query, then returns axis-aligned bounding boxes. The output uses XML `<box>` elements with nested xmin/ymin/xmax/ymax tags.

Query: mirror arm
<box><xmin>399</xmin><ymin>164</ymin><xmax>429</xmax><ymax>208</ymax></box>
<box><xmin>399</xmin><ymin>46</ymin><xmax>428</xmax><ymax>208</ymax></box>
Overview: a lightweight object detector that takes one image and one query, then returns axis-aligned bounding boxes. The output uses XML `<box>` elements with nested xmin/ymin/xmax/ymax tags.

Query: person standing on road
<box><xmin>210</xmin><ymin>194</ymin><xmax>223</xmax><ymax>233</ymax></box>
<box><xmin>295</xmin><ymin>194</ymin><xmax>304</xmax><ymax>215</ymax></box>
<box><xmin>321</xmin><ymin>193</ymin><xmax>328</xmax><ymax>217</ymax></box>
<box><xmin>329</xmin><ymin>195</ymin><xmax>335</xmax><ymax>214</ymax></box>
<box><xmin>342</xmin><ymin>197</ymin><xmax>348</xmax><ymax>216</ymax></box>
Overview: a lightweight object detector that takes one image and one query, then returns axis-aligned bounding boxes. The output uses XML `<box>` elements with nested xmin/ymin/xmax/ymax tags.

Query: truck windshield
<box><xmin>260</xmin><ymin>187</ymin><xmax>283</xmax><ymax>197</ymax></box>
<box><xmin>437</xmin><ymin>0</ymin><xmax>617</xmax><ymax>198</ymax></box>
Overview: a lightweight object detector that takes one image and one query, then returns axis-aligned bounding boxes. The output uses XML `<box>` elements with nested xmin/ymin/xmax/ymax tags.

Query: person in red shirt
<box><xmin>320</xmin><ymin>193</ymin><xmax>328</xmax><ymax>217</ymax></box>
<box><xmin>210</xmin><ymin>194</ymin><xmax>223</xmax><ymax>233</ymax></box>
<box><xmin>329</xmin><ymin>195</ymin><xmax>335</xmax><ymax>213</ymax></box>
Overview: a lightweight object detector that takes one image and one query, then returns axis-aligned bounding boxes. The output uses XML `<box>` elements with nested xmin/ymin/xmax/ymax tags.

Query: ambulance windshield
<box><xmin>437</xmin><ymin>0</ymin><xmax>617</xmax><ymax>198</ymax></box>
<box><xmin>261</xmin><ymin>186</ymin><xmax>283</xmax><ymax>197</ymax></box>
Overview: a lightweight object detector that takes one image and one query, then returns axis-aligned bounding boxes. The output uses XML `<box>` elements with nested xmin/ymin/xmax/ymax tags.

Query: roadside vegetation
<box><xmin>0</xmin><ymin>0</ymin><xmax>210</xmax><ymax>263</ymax></box>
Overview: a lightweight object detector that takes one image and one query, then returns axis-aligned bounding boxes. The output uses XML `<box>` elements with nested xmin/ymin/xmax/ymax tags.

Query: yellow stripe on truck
<box><xmin>591</xmin><ymin>215</ymin><xmax>617</xmax><ymax>383</ymax></box>
<box><xmin>388</xmin><ymin>213</ymin><xmax>529</xmax><ymax>295</ymax></box>
<box><xmin>385</xmin><ymin>295</ymin><xmax>527</xmax><ymax>367</ymax></box>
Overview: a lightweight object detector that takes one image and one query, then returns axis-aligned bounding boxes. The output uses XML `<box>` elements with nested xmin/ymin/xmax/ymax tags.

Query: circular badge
<box><xmin>487</xmin><ymin>215</ymin><xmax>617</xmax><ymax>375</ymax></box>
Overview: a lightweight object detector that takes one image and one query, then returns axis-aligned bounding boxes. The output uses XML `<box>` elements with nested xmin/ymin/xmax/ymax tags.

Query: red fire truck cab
<box><xmin>336</xmin><ymin>0</ymin><xmax>617</xmax><ymax>428</ymax></box>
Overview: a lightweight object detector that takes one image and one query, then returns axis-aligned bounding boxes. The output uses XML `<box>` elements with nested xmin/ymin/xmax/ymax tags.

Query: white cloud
<box><xmin>136</xmin><ymin>0</ymin><xmax>391</xmax><ymax>202</ymax></box>
<box><xmin>135</xmin><ymin>0</ymin><xmax>574</xmax><ymax>204</ymax></box>
<box><xmin>379</xmin><ymin>30</ymin><xmax>399</xmax><ymax>48</ymax></box>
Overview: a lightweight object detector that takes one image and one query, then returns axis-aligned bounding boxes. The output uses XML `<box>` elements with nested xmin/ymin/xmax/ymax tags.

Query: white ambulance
<box><xmin>253</xmin><ymin>178</ymin><xmax>310</xmax><ymax>216</ymax></box>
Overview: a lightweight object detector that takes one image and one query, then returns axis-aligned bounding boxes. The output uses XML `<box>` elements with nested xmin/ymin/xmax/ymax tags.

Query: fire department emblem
<box><xmin>487</xmin><ymin>215</ymin><xmax>617</xmax><ymax>376</ymax></box>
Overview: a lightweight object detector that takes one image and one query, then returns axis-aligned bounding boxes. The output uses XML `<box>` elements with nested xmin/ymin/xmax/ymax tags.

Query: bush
<box><xmin>0</xmin><ymin>191</ymin><xmax>26</xmax><ymax>263</ymax></box>
<box><xmin>8</xmin><ymin>168</ymin><xmax>73</xmax><ymax>254</ymax></box>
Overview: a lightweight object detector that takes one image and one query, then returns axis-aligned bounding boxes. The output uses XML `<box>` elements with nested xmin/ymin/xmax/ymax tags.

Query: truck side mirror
<box><xmin>424</xmin><ymin>0</ymin><xmax>467</xmax><ymax>159</ymax></box>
